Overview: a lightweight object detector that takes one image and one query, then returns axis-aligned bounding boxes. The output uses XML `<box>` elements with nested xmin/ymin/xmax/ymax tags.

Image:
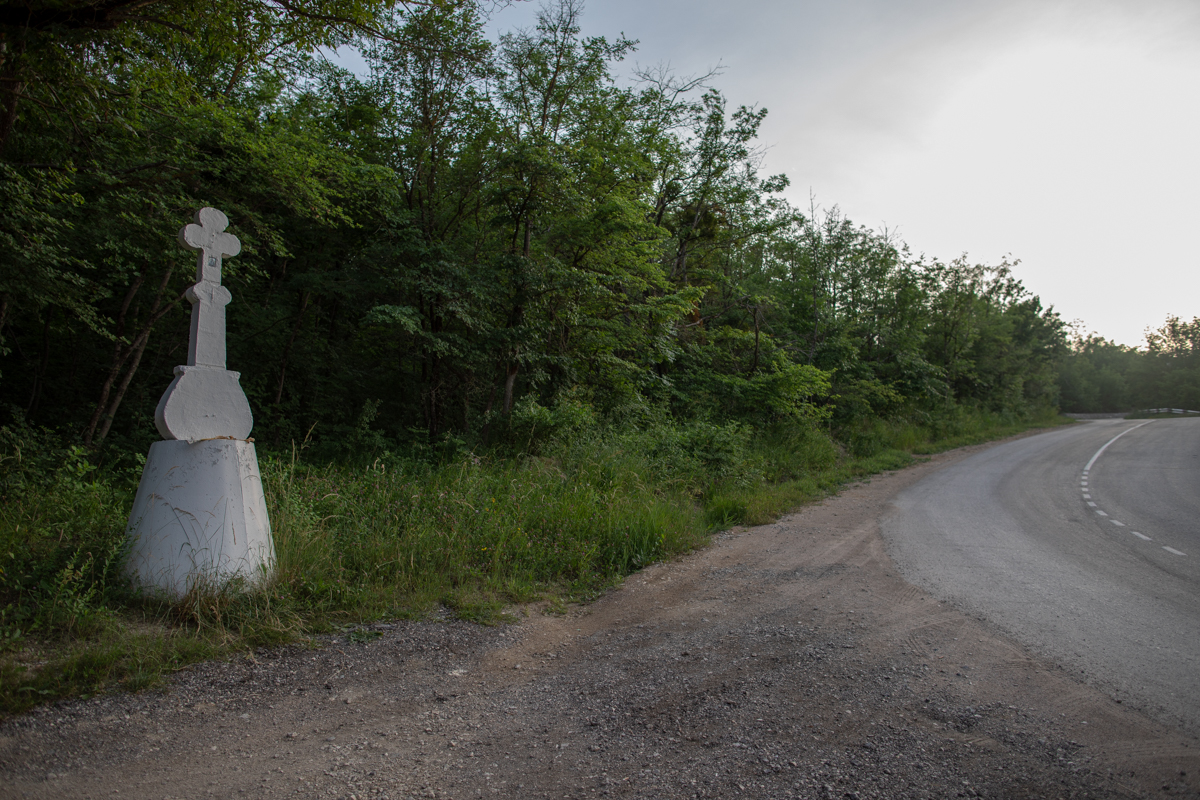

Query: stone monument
<box><xmin>125</xmin><ymin>208</ymin><xmax>274</xmax><ymax>598</ymax></box>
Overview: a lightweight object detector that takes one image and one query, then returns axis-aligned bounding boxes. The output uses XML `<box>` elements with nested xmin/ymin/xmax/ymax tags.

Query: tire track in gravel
<box><xmin>2</xmin><ymin>435</ymin><xmax>1199</xmax><ymax>799</ymax></box>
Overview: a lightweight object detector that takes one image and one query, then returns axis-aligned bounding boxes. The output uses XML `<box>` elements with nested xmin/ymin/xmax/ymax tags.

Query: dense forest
<box><xmin>3</xmin><ymin>0</ymin><xmax>1200</xmax><ymax>707</ymax></box>
<box><xmin>1058</xmin><ymin>317</ymin><xmax>1200</xmax><ymax>414</ymax></box>
<box><xmin>0</xmin><ymin>0</ymin><xmax>1082</xmax><ymax>458</ymax></box>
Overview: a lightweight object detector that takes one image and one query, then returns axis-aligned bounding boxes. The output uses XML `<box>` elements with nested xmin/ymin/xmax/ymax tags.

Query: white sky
<box><xmin>337</xmin><ymin>0</ymin><xmax>1200</xmax><ymax>347</ymax></box>
<box><xmin>487</xmin><ymin>0</ymin><xmax>1200</xmax><ymax>347</ymax></box>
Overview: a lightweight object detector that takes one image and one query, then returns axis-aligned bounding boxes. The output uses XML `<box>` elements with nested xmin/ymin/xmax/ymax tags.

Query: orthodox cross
<box><xmin>178</xmin><ymin>207</ymin><xmax>241</xmax><ymax>368</ymax></box>
<box><xmin>154</xmin><ymin>207</ymin><xmax>253</xmax><ymax>442</ymax></box>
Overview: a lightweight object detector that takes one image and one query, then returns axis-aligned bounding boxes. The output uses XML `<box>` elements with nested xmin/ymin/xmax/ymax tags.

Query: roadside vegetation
<box><xmin>1059</xmin><ymin>316</ymin><xmax>1200</xmax><ymax>413</ymax></box>
<box><xmin>0</xmin><ymin>0</ymin><xmax>1188</xmax><ymax>713</ymax></box>
<box><xmin>0</xmin><ymin>407</ymin><xmax>1066</xmax><ymax>713</ymax></box>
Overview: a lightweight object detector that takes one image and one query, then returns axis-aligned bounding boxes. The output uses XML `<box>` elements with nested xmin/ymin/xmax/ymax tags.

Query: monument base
<box><xmin>126</xmin><ymin>439</ymin><xmax>274</xmax><ymax>599</ymax></box>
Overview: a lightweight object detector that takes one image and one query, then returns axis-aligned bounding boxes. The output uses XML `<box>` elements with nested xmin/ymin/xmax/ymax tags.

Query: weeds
<box><xmin>0</xmin><ymin>408</ymin><xmax>1068</xmax><ymax>713</ymax></box>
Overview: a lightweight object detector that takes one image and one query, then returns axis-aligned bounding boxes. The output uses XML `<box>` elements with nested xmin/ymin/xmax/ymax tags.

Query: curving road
<box><xmin>881</xmin><ymin>419</ymin><xmax>1200</xmax><ymax>734</ymax></box>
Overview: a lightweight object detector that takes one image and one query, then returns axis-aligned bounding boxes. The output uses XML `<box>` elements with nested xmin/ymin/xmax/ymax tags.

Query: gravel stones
<box><xmin>2</xmin><ymin>444</ymin><xmax>1198</xmax><ymax>799</ymax></box>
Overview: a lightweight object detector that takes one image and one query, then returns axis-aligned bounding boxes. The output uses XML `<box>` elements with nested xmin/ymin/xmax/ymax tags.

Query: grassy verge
<box><xmin>0</xmin><ymin>408</ymin><xmax>1069</xmax><ymax>714</ymax></box>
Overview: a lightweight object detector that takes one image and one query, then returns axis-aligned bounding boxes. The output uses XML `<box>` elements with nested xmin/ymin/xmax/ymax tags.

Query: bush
<box><xmin>0</xmin><ymin>402</ymin><xmax>1064</xmax><ymax>713</ymax></box>
<box><xmin>0</xmin><ymin>422</ymin><xmax>133</xmax><ymax>645</ymax></box>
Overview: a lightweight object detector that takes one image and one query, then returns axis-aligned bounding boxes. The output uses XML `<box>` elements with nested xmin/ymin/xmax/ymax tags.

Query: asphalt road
<box><xmin>881</xmin><ymin>418</ymin><xmax>1200</xmax><ymax>735</ymax></box>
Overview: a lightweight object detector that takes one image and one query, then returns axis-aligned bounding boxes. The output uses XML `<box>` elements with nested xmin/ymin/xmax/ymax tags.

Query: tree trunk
<box><xmin>25</xmin><ymin>309</ymin><xmax>51</xmax><ymax>415</ymax></box>
<box><xmin>94</xmin><ymin>330</ymin><xmax>150</xmax><ymax>443</ymax></box>
<box><xmin>462</xmin><ymin>379</ymin><xmax>471</xmax><ymax>431</ymax></box>
<box><xmin>502</xmin><ymin>358</ymin><xmax>519</xmax><ymax>416</ymax></box>
<box><xmin>273</xmin><ymin>290</ymin><xmax>311</xmax><ymax>405</ymax></box>
<box><xmin>425</xmin><ymin>379</ymin><xmax>440</xmax><ymax>439</ymax></box>
<box><xmin>0</xmin><ymin>291</ymin><xmax>10</xmax><ymax>348</ymax></box>
<box><xmin>0</xmin><ymin>38</ymin><xmax>26</xmax><ymax>155</ymax></box>
<box><xmin>84</xmin><ymin>266</ymin><xmax>178</xmax><ymax>446</ymax></box>
<box><xmin>84</xmin><ymin>270</ymin><xmax>147</xmax><ymax>444</ymax></box>
<box><xmin>751</xmin><ymin>305</ymin><xmax>761</xmax><ymax>374</ymax></box>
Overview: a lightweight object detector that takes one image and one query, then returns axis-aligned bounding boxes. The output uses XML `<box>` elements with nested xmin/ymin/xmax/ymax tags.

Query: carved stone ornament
<box><xmin>154</xmin><ymin>207</ymin><xmax>253</xmax><ymax>442</ymax></box>
<box><xmin>126</xmin><ymin>208</ymin><xmax>273</xmax><ymax>599</ymax></box>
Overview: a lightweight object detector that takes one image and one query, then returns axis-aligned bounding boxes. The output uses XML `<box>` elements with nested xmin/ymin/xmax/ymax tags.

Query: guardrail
<box><xmin>1138</xmin><ymin>408</ymin><xmax>1200</xmax><ymax>415</ymax></box>
<box><xmin>1064</xmin><ymin>409</ymin><xmax>1200</xmax><ymax>419</ymax></box>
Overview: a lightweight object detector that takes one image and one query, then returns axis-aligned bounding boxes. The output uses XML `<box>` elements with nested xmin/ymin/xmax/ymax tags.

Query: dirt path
<box><xmin>3</xmin><ymin>442</ymin><xmax>1199</xmax><ymax>799</ymax></box>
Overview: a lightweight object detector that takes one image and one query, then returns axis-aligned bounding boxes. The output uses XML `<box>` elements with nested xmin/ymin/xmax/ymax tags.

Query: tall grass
<box><xmin>264</xmin><ymin>429</ymin><xmax>714</xmax><ymax>624</ymax></box>
<box><xmin>837</xmin><ymin>404</ymin><xmax>1066</xmax><ymax>458</ymax></box>
<box><xmin>0</xmin><ymin>407</ymin><xmax>1069</xmax><ymax>713</ymax></box>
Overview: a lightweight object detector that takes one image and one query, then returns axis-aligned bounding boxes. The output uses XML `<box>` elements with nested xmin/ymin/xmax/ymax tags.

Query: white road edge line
<box><xmin>1163</xmin><ymin>547</ymin><xmax>1187</xmax><ymax>556</ymax></box>
<box><xmin>1084</xmin><ymin>421</ymin><xmax>1154</xmax><ymax>472</ymax></box>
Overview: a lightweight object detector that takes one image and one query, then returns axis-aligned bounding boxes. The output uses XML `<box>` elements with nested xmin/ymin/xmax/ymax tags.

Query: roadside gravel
<box><xmin>2</xmin><ymin>441</ymin><xmax>1198</xmax><ymax>799</ymax></box>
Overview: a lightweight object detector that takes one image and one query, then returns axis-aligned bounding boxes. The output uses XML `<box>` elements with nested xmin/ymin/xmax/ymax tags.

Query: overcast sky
<box><xmin>331</xmin><ymin>1</ymin><xmax>1200</xmax><ymax>346</ymax></box>
<box><xmin>484</xmin><ymin>0</ymin><xmax>1200</xmax><ymax>347</ymax></box>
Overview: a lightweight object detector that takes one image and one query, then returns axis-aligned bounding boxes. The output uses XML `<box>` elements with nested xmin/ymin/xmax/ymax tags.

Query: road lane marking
<box><xmin>1083</xmin><ymin>421</ymin><xmax>1154</xmax><ymax>472</ymax></box>
<box><xmin>1079</xmin><ymin>424</ymin><xmax>1158</xmax><ymax>544</ymax></box>
<box><xmin>1163</xmin><ymin>547</ymin><xmax>1187</xmax><ymax>556</ymax></box>
<box><xmin>1132</xmin><ymin>532</ymin><xmax>1151</xmax><ymax>540</ymax></box>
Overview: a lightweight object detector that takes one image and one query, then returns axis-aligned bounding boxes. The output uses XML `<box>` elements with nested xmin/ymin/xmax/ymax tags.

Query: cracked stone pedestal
<box><xmin>125</xmin><ymin>439</ymin><xmax>273</xmax><ymax>597</ymax></box>
<box><xmin>125</xmin><ymin>208</ymin><xmax>274</xmax><ymax>598</ymax></box>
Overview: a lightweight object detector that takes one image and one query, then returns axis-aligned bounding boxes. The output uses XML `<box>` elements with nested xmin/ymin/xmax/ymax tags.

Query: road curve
<box><xmin>881</xmin><ymin>419</ymin><xmax>1200</xmax><ymax>734</ymax></box>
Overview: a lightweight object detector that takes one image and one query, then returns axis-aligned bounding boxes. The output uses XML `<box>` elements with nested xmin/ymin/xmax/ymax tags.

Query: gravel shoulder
<box><xmin>3</xmin><ymin>439</ymin><xmax>1199</xmax><ymax>799</ymax></box>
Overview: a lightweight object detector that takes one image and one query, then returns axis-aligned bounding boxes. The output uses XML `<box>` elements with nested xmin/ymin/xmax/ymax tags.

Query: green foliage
<box><xmin>1058</xmin><ymin>317</ymin><xmax>1200</xmax><ymax>413</ymax></box>
<box><xmin>263</xmin><ymin>421</ymin><xmax>716</xmax><ymax>614</ymax></box>
<box><xmin>2</xmin><ymin>0</ymin><xmax>1068</xmax><ymax>451</ymax></box>
<box><xmin>0</xmin><ymin>0</ymin><xmax>1092</xmax><ymax>714</ymax></box>
<box><xmin>0</xmin><ymin>420</ymin><xmax>133</xmax><ymax>642</ymax></box>
<box><xmin>0</xmin><ymin>395</ymin><xmax>1066</xmax><ymax>712</ymax></box>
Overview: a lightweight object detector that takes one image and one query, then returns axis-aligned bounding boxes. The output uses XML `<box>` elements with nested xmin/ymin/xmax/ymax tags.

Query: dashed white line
<box><xmin>1076</xmin><ymin>423</ymin><xmax>1187</xmax><ymax>557</ymax></box>
<box><xmin>1083</xmin><ymin>421</ymin><xmax>1154</xmax><ymax>472</ymax></box>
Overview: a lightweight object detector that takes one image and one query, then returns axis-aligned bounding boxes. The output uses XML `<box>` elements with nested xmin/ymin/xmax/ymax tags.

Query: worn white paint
<box><xmin>127</xmin><ymin>207</ymin><xmax>274</xmax><ymax>597</ymax></box>
<box><xmin>126</xmin><ymin>439</ymin><xmax>274</xmax><ymax>598</ymax></box>
<box><xmin>156</xmin><ymin>207</ymin><xmax>252</xmax><ymax>442</ymax></box>
<box><xmin>180</xmin><ymin>207</ymin><xmax>241</xmax><ymax>284</ymax></box>
<box><xmin>180</xmin><ymin>207</ymin><xmax>240</xmax><ymax>368</ymax></box>
<box><xmin>155</xmin><ymin>366</ymin><xmax>253</xmax><ymax>441</ymax></box>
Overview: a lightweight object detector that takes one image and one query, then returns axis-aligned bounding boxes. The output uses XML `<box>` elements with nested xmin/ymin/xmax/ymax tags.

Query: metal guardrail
<box><xmin>1064</xmin><ymin>409</ymin><xmax>1200</xmax><ymax>419</ymax></box>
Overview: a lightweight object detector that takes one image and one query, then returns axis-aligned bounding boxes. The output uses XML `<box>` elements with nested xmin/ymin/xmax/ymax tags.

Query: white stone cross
<box><xmin>178</xmin><ymin>207</ymin><xmax>241</xmax><ymax>368</ymax></box>
<box><xmin>130</xmin><ymin>208</ymin><xmax>272</xmax><ymax>598</ymax></box>
<box><xmin>154</xmin><ymin>207</ymin><xmax>253</xmax><ymax>442</ymax></box>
